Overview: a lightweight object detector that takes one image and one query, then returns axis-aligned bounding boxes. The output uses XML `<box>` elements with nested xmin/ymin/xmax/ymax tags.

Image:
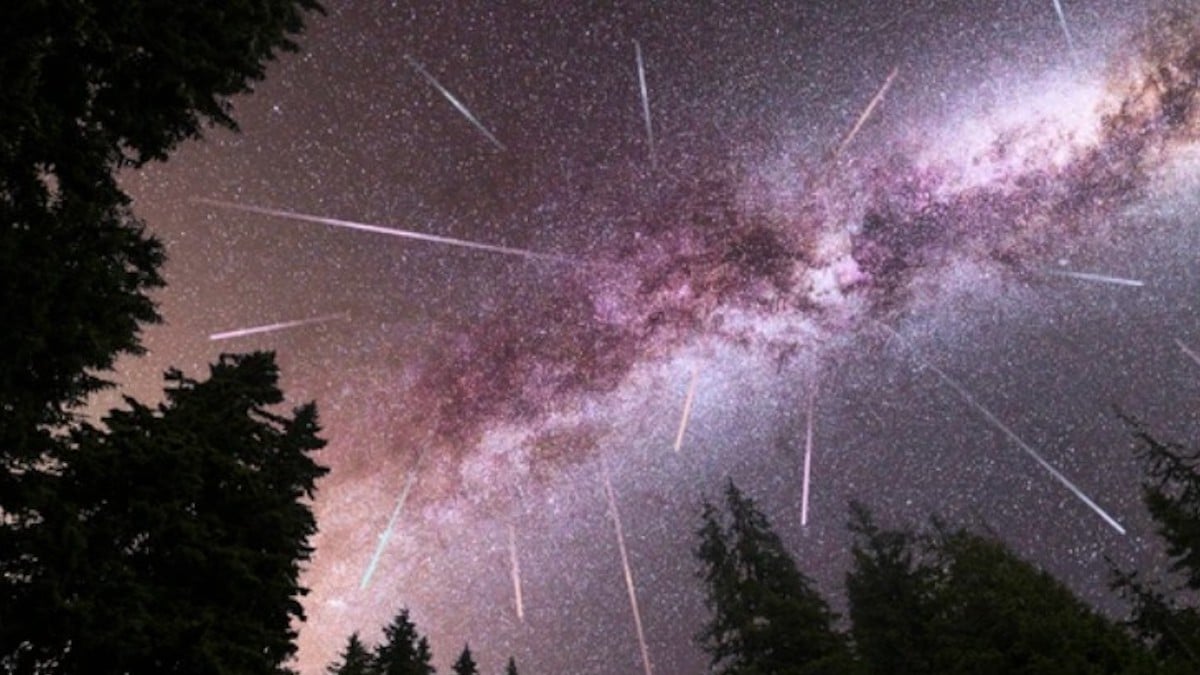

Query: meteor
<box><xmin>1051</xmin><ymin>0</ymin><xmax>1079</xmax><ymax>64</ymax></box>
<box><xmin>633</xmin><ymin>40</ymin><xmax>656</xmax><ymax>168</ymax></box>
<box><xmin>836</xmin><ymin>67</ymin><xmax>899</xmax><ymax>156</ymax></box>
<box><xmin>194</xmin><ymin>198</ymin><xmax>574</xmax><ymax>263</ymax></box>
<box><xmin>1176</xmin><ymin>338</ymin><xmax>1200</xmax><ymax>368</ymax></box>
<box><xmin>508</xmin><ymin>524</ymin><xmax>526</xmax><ymax>621</ymax></box>
<box><xmin>602</xmin><ymin>466</ymin><xmax>654</xmax><ymax>675</ymax></box>
<box><xmin>360</xmin><ymin>469</ymin><xmax>419</xmax><ymax>591</ymax></box>
<box><xmin>673</xmin><ymin>367</ymin><xmax>700</xmax><ymax>453</ymax></box>
<box><xmin>208</xmin><ymin>312</ymin><xmax>348</xmax><ymax>341</ymax></box>
<box><xmin>878</xmin><ymin>322</ymin><xmax>1126</xmax><ymax>535</ymax></box>
<box><xmin>800</xmin><ymin>386</ymin><xmax>817</xmax><ymax>527</ymax></box>
<box><xmin>1047</xmin><ymin>269</ymin><xmax>1144</xmax><ymax>287</ymax></box>
<box><xmin>405</xmin><ymin>54</ymin><xmax>506</xmax><ymax>151</ymax></box>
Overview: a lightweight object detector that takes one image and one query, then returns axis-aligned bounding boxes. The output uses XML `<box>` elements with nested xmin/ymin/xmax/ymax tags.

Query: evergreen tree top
<box><xmin>452</xmin><ymin>644</ymin><xmax>479</xmax><ymax>675</ymax></box>
<box><xmin>374</xmin><ymin>608</ymin><xmax>436</xmax><ymax>675</ymax></box>
<box><xmin>327</xmin><ymin>633</ymin><xmax>374</xmax><ymax>675</ymax></box>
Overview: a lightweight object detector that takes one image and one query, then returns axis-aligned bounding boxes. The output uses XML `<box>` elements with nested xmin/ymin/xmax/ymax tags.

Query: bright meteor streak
<box><xmin>404</xmin><ymin>54</ymin><xmax>506</xmax><ymax>151</ymax></box>
<box><xmin>1051</xmin><ymin>0</ymin><xmax>1079</xmax><ymax>64</ymax></box>
<box><xmin>602</xmin><ymin>466</ymin><xmax>654</xmax><ymax>675</ymax></box>
<box><xmin>508</xmin><ymin>524</ymin><xmax>525</xmax><ymax>622</ymax></box>
<box><xmin>633</xmin><ymin>40</ymin><xmax>656</xmax><ymax>169</ymax></box>
<box><xmin>1048</xmin><ymin>269</ymin><xmax>1145</xmax><ymax>287</ymax></box>
<box><xmin>208</xmin><ymin>312</ymin><xmax>348</xmax><ymax>341</ymax></box>
<box><xmin>672</xmin><ymin>367</ymin><xmax>700</xmax><ymax>453</ymax></box>
<box><xmin>360</xmin><ymin>469</ymin><xmax>419</xmax><ymax>591</ymax></box>
<box><xmin>836</xmin><ymin>66</ymin><xmax>899</xmax><ymax>156</ymax></box>
<box><xmin>193</xmin><ymin>198</ymin><xmax>574</xmax><ymax>263</ymax></box>
<box><xmin>879</xmin><ymin>323</ymin><xmax>1126</xmax><ymax>535</ymax></box>
<box><xmin>1175</xmin><ymin>338</ymin><xmax>1200</xmax><ymax>369</ymax></box>
<box><xmin>800</xmin><ymin>386</ymin><xmax>817</xmax><ymax>527</ymax></box>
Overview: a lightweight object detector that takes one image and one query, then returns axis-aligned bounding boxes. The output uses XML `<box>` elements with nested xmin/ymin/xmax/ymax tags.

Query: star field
<box><xmin>112</xmin><ymin>2</ymin><xmax>1200</xmax><ymax>673</ymax></box>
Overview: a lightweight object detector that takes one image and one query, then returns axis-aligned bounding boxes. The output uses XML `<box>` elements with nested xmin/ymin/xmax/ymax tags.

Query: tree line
<box><xmin>320</xmin><ymin>418</ymin><xmax>1200</xmax><ymax>675</ymax></box>
<box><xmin>323</xmin><ymin>610</ymin><xmax>520</xmax><ymax>675</ymax></box>
<box><xmin>689</xmin><ymin>419</ymin><xmax>1200</xmax><ymax>674</ymax></box>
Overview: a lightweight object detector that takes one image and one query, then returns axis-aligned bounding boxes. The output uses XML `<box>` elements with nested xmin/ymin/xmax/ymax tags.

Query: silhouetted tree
<box><xmin>845</xmin><ymin>502</ymin><xmax>936</xmax><ymax>674</ymax></box>
<box><xmin>1112</xmin><ymin>414</ymin><xmax>1200</xmax><ymax>670</ymax></box>
<box><xmin>374</xmin><ymin>609</ymin><xmax>435</xmax><ymax>675</ymax></box>
<box><xmin>503</xmin><ymin>656</ymin><xmax>519</xmax><ymax>675</ymax></box>
<box><xmin>924</xmin><ymin>526</ymin><xmax>1154</xmax><ymax>674</ymax></box>
<box><xmin>0</xmin><ymin>0</ymin><xmax>325</xmax><ymax>442</ymax></box>
<box><xmin>451</xmin><ymin>645</ymin><xmax>479</xmax><ymax>675</ymax></box>
<box><xmin>10</xmin><ymin>353</ymin><xmax>327</xmax><ymax>674</ymax></box>
<box><xmin>848</xmin><ymin>504</ymin><xmax>1155</xmax><ymax>674</ymax></box>
<box><xmin>1</xmin><ymin>0</ymin><xmax>324</xmax><ymax>667</ymax></box>
<box><xmin>327</xmin><ymin>633</ymin><xmax>375</xmax><ymax>675</ymax></box>
<box><xmin>695</xmin><ymin>480</ymin><xmax>851</xmax><ymax>674</ymax></box>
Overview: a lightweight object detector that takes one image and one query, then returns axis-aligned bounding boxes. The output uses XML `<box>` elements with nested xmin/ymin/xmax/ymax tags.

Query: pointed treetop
<box><xmin>327</xmin><ymin>632</ymin><xmax>374</xmax><ymax>675</ymax></box>
<box><xmin>452</xmin><ymin>644</ymin><xmax>479</xmax><ymax>675</ymax></box>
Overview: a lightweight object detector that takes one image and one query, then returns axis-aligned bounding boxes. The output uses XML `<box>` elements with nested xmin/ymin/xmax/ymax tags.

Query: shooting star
<box><xmin>208</xmin><ymin>312</ymin><xmax>348</xmax><ymax>341</ymax></box>
<box><xmin>673</xmin><ymin>367</ymin><xmax>700</xmax><ymax>453</ymax></box>
<box><xmin>1047</xmin><ymin>269</ymin><xmax>1144</xmax><ymax>288</ymax></box>
<box><xmin>602</xmin><ymin>465</ymin><xmax>654</xmax><ymax>675</ymax></box>
<box><xmin>194</xmin><ymin>198</ymin><xmax>573</xmax><ymax>263</ymax></box>
<box><xmin>508</xmin><ymin>524</ymin><xmax>525</xmax><ymax>622</ymax></box>
<box><xmin>878</xmin><ymin>322</ymin><xmax>1126</xmax><ymax>535</ymax></box>
<box><xmin>633</xmin><ymin>40</ymin><xmax>656</xmax><ymax>168</ymax></box>
<box><xmin>360</xmin><ymin>469</ymin><xmax>419</xmax><ymax>591</ymax></box>
<box><xmin>836</xmin><ymin>66</ymin><xmax>899</xmax><ymax>156</ymax></box>
<box><xmin>800</xmin><ymin>386</ymin><xmax>817</xmax><ymax>527</ymax></box>
<box><xmin>405</xmin><ymin>54</ymin><xmax>506</xmax><ymax>151</ymax></box>
<box><xmin>1051</xmin><ymin>0</ymin><xmax>1079</xmax><ymax>64</ymax></box>
<box><xmin>1176</xmin><ymin>339</ymin><xmax>1200</xmax><ymax>369</ymax></box>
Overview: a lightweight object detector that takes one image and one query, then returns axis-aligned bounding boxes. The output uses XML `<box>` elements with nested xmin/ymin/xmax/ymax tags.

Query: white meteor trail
<box><xmin>508</xmin><ymin>524</ymin><xmax>525</xmax><ymax>621</ymax></box>
<box><xmin>633</xmin><ymin>40</ymin><xmax>656</xmax><ymax>168</ymax></box>
<box><xmin>836</xmin><ymin>66</ymin><xmax>899</xmax><ymax>156</ymax></box>
<box><xmin>1176</xmin><ymin>339</ymin><xmax>1200</xmax><ymax>368</ymax></box>
<box><xmin>878</xmin><ymin>322</ymin><xmax>1126</xmax><ymax>535</ymax></box>
<box><xmin>800</xmin><ymin>386</ymin><xmax>817</xmax><ymax>527</ymax></box>
<box><xmin>360</xmin><ymin>470</ymin><xmax>419</xmax><ymax>591</ymax></box>
<box><xmin>208</xmin><ymin>312</ymin><xmax>347</xmax><ymax>341</ymax></box>
<box><xmin>602</xmin><ymin>466</ymin><xmax>654</xmax><ymax>675</ymax></box>
<box><xmin>194</xmin><ymin>198</ymin><xmax>573</xmax><ymax>263</ymax></box>
<box><xmin>1048</xmin><ymin>269</ymin><xmax>1144</xmax><ymax>287</ymax></box>
<box><xmin>405</xmin><ymin>55</ymin><xmax>506</xmax><ymax>151</ymax></box>
<box><xmin>673</xmin><ymin>367</ymin><xmax>700</xmax><ymax>453</ymax></box>
<box><xmin>1051</xmin><ymin>0</ymin><xmax>1079</xmax><ymax>64</ymax></box>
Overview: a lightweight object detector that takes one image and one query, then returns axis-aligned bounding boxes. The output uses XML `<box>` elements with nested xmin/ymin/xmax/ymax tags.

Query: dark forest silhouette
<box><xmin>3</xmin><ymin>1</ymin><xmax>1200</xmax><ymax>674</ymax></box>
<box><xmin>0</xmin><ymin>1</ymin><xmax>326</xmax><ymax>673</ymax></box>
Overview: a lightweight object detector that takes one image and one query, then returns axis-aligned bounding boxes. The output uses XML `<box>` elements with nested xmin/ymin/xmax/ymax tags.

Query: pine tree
<box><xmin>695</xmin><ymin>480</ymin><xmax>850</xmax><ymax>674</ymax></box>
<box><xmin>848</xmin><ymin>503</ymin><xmax>1156</xmax><ymax>674</ymax></box>
<box><xmin>845</xmin><ymin>502</ymin><xmax>936</xmax><ymax>674</ymax></box>
<box><xmin>12</xmin><ymin>353</ymin><xmax>327</xmax><ymax>674</ymax></box>
<box><xmin>1112</xmin><ymin>414</ymin><xmax>1200</xmax><ymax>669</ymax></box>
<box><xmin>0</xmin><ymin>0</ymin><xmax>324</xmax><ymax>668</ymax></box>
<box><xmin>327</xmin><ymin>633</ymin><xmax>375</xmax><ymax>675</ymax></box>
<box><xmin>451</xmin><ymin>645</ymin><xmax>479</xmax><ymax>675</ymax></box>
<box><xmin>924</xmin><ymin>526</ymin><xmax>1155</xmax><ymax>674</ymax></box>
<box><xmin>374</xmin><ymin>609</ymin><xmax>436</xmax><ymax>675</ymax></box>
<box><xmin>0</xmin><ymin>0</ymin><xmax>325</xmax><ymax>449</ymax></box>
<box><xmin>503</xmin><ymin>656</ymin><xmax>519</xmax><ymax>675</ymax></box>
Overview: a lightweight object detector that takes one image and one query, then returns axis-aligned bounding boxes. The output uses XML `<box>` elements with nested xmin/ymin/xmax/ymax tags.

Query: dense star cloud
<box><xmin>115</xmin><ymin>1</ymin><xmax>1200</xmax><ymax>673</ymax></box>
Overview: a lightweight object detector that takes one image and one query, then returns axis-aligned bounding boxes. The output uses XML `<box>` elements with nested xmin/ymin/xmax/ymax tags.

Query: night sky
<box><xmin>110</xmin><ymin>1</ymin><xmax>1200</xmax><ymax>672</ymax></box>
